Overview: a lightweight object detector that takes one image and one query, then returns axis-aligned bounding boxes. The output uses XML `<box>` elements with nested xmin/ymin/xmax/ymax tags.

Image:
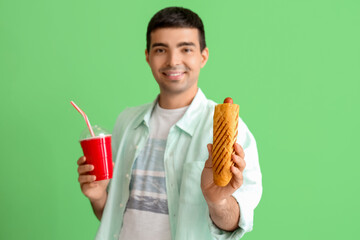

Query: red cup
<box><xmin>80</xmin><ymin>135</ymin><xmax>113</xmax><ymax>181</ymax></box>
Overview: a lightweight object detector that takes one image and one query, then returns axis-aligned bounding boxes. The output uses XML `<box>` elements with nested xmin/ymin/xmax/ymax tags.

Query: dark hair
<box><xmin>146</xmin><ymin>7</ymin><xmax>206</xmax><ymax>52</ymax></box>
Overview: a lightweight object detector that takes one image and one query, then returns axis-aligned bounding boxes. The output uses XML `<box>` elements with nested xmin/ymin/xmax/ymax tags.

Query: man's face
<box><xmin>145</xmin><ymin>28</ymin><xmax>209</xmax><ymax>97</ymax></box>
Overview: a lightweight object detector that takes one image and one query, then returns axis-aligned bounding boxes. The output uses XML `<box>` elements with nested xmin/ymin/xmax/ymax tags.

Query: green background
<box><xmin>1</xmin><ymin>0</ymin><xmax>359</xmax><ymax>239</ymax></box>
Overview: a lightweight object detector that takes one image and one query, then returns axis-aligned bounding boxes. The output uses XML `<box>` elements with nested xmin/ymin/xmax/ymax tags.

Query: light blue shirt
<box><xmin>95</xmin><ymin>88</ymin><xmax>263</xmax><ymax>240</ymax></box>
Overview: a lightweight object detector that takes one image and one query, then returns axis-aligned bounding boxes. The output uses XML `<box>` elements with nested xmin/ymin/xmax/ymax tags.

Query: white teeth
<box><xmin>167</xmin><ymin>73</ymin><xmax>182</xmax><ymax>76</ymax></box>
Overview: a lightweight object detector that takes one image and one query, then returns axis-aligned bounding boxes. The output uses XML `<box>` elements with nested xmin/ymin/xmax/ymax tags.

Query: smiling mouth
<box><xmin>162</xmin><ymin>71</ymin><xmax>185</xmax><ymax>80</ymax></box>
<box><xmin>163</xmin><ymin>72</ymin><xmax>185</xmax><ymax>76</ymax></box>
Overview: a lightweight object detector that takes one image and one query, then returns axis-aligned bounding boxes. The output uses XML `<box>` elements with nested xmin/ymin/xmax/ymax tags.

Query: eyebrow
<box><xmin>151</xmin><ymin>42</ymin><xmax>196</xmax><ymax>49</ymax></box>
<box><xmin>177</xmin><ymin>42</ymin><xmax>196</xmax><ymax>47</ymax></box>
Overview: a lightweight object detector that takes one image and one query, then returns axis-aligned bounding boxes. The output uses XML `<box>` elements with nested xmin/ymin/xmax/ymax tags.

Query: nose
<box><xmin>167</xmin><ymin>50</ymin><xmax>181</xmax><ymax>67</ymax></box>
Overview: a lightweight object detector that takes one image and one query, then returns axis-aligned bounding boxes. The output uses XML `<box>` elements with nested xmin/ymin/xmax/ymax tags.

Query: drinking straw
<box><xmin>70</xmin><ymin>101</ymin><xmax>95</xmax><ymax>137</ymax></box>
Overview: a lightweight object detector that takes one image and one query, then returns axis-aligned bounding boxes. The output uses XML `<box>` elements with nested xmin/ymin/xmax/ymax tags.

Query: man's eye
<box><xmin>155</xmin><ymin>49</ymin><xmax>165</xmax><ymax>53</ymax></box>
<box><xmin>183</xmin><ymin>48</ymin><xmax>193</xmax><ymax>53</ymax></box>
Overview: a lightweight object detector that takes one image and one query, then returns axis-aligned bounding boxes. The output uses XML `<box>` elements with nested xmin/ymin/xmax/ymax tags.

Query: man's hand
<box><xmin>201</xmin><ymin>143</ymin><xmax>246</xmax><ymax>231</ymax></box>
<box><xmin>77</xmin><ymin>156</ymin><xmax>110</xmax><ymax>220</ymax></box>
<box><xmin>201</xmin><ymin>143</ymin><xmax>246</xmax><ymax>204</ymax></box>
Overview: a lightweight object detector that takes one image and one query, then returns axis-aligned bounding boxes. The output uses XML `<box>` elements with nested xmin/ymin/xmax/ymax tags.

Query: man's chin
<box><xmin>160</xmin><ymin>83</ymin><xmax>198</xmax><ymax>96</ymax></box>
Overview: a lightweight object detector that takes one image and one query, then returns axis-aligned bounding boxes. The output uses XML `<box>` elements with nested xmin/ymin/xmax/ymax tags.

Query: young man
<box><xmin>77</xmin><ymin>7</ymin><xmax>262</xmax><ymax>240</ymax></box>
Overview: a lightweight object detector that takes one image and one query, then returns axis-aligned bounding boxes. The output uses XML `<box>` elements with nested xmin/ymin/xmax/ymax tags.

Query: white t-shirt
<box><xmin>119</xmin><ymin>102</ymin><xmax>188</xmax><ymax>240</ymax></box>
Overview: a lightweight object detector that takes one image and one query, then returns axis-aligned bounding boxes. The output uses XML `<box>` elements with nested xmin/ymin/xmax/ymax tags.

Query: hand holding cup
<box><xmin>77</xmin><ymin>156</ymin><xmax>110</xmax><ymax>201</ymax></box>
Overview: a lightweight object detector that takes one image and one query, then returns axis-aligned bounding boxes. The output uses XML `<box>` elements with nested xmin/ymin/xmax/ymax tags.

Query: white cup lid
<box><xmin>79</xmin><ymin>125</ymin><xmax>111</xmax><ymax>140</ymax></box>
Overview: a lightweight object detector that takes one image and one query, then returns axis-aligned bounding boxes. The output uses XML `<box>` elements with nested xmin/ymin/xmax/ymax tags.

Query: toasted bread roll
<box><xmin>212</xmin><ymin>98</ymin><xmax>239</xmax><ymax>186</ymax></box>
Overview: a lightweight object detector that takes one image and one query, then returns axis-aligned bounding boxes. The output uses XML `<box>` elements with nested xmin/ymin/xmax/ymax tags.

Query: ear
<box><xmin>145</xmin><ymin>49</ymin><xmax>150</xmax><ymax>65</ymax></box>
<box><xmin>200</xmin><ymin>47</ymin><xmax>209</xmax><ymax>68</ymax></box>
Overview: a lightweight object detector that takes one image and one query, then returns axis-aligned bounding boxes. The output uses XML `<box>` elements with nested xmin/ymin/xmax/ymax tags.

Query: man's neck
<box><xmin>158</xmin><ymin>88</ymin><xmax>198</xmax><ymax>109</ymax></box>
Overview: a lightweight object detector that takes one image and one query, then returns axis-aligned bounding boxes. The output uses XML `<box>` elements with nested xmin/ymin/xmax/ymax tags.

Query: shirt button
<box><xmin>125</xmin><ymin>174</ymin><xmax>130</xmax><ymax>179</ymax></box>
<box><xmin>120</xmin><ymin>203</ymin><xmax>124</xmax><ymax>208</ymax></box>
<box><xmin>113</xmin><ymin>234</ymin><xmax>118</xmax><ymax>238</ymax></box>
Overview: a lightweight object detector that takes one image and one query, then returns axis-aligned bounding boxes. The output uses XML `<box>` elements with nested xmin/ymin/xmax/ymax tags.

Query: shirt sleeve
<box><xmin>208</xmin><ymin>118</ymin><xmax>263</xmax><ymax>239</ymax></box>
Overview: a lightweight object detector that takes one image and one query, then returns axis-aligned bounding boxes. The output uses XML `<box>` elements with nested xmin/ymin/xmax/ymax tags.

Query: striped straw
<box><xmin>70</xmin><ymin>101</ymin><xmax>95</xmax><ymax>137</ymax></box>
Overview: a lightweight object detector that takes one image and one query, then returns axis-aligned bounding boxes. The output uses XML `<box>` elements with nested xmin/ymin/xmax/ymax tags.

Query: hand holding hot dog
<box><xmin>202</xmin><ymin>99</ymin><xmax>245</xmax><ymax>198</ymax></box>
<box><xmin>200</xmin><ymin>97</ymin><xmax>245</xmax><ymax>231</ymax></box>
<box><xmin>201</xmin><ymin>143</ymin><xmax>246</xmax><ymax>204</ymax></box>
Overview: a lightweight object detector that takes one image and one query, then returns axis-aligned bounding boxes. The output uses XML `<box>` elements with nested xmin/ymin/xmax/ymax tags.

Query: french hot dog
<box><xmin>212</xmin><ymin>97</ymin><xmax>239</xmax><ymax>186</ymax></box>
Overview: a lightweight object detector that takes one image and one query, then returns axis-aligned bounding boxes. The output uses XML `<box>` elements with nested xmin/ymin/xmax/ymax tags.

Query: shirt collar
<box><xmin>133</xmin><ymin>97</ymin><xmax>158</xmax><ymax>130</ymax></box>
<box><xmin>133</xmin><ymin>88</ymin><xmax>208</xmax><ymax>136</ymax></box>
<box><xmin>176</xmin><ymin>88</ymin><xmax>208</xmax><ymax>136</ymax></box>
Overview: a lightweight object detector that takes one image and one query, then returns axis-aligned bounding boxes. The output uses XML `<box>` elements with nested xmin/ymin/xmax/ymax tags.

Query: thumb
<box><xmin>205</xmin><ymin>144</ymin><xmax>213</xmax><ymax>168</ymax></box>
<box><xmin>207</xmin><ymin>144</ymin><xmax>214</xmax><ymax>160</ymax></box>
